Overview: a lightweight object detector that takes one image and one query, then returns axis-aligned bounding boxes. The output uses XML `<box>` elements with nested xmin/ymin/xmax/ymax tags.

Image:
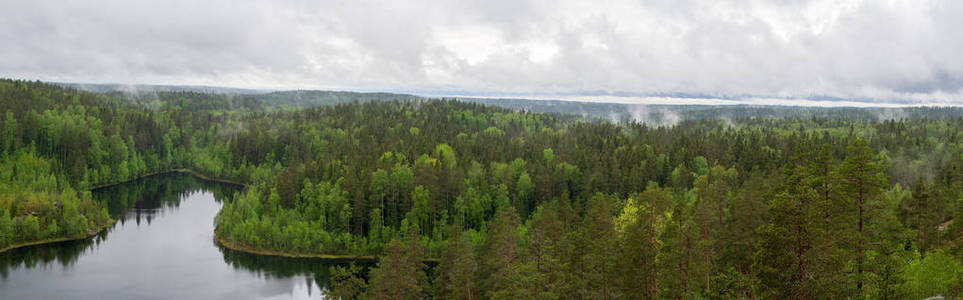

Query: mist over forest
<box><xmin>1</xmin><ymin>79</ymin><xmax>963</xmax><ymax>298</ymax></box>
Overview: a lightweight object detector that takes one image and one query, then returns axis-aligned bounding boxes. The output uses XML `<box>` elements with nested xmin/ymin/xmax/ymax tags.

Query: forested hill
<box><xmin>55</xmin><ymin>81</ymin><xmax>963</xmax><ymax>123</ymax></box>
<box><xmin>57</xmin><ymin>82</ymin><xmax>267</xmax><ymax>94</ymax></box>
<box><xmin>4</xmin><ymin>78</ymin><xmax>963</xmax><ymax>298</ymax></box>
<box><xmin>57</xmin><ymin>82</ymin><xmax>422</xmax><ymax>110</ymax></box>
<box><xmin>460</xmin><ymin>97</ymin><xmax>963</xmax><ymax>124</ymax></box>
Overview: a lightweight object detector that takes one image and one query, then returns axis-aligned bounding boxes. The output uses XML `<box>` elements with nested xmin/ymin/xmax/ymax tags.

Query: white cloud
<box><xmin>0</xmin><ymin>0</ymin><xmax>961</xmax><ymax>103</ymax></box>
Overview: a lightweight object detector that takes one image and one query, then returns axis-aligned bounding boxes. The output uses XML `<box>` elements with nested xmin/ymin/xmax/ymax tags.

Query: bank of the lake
<box><xmin>214</xmin><ymin>227</ymin><xmax>382</xmax><ymax>261</ymax></box>
<box><xmin>6</xmin><ymin>168</ymin><xmax>427</xmax><ymax>264</ymax></box>
<box><xmin>88</xmin><ymin>168</ymin><xmax>248</xmax><ymax>190</ymax></box>
<box><xmin>1</xmin><ymin>174</ymin><xmax>329</xmax><ymax>299</ymax></box>
<box><xmin>1</xmin><ymin>169</ymin><xmax>243</xmax><ymax>255</ymax></box>
<box><xmin>0</xmin><ymin>219</ymin><xmax>116</xmax><ymax>255</ymax></box>
<box><xmin>214</xmin><ymin>229</ymin><xmax>441</xmax><ymax>263</ymax></box>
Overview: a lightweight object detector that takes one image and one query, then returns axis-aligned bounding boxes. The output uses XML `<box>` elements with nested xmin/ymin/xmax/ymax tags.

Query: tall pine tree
<box><xmin>835</xmin><ymin>138</ymin><xmax>888</xmax><ymax>296</ymax></box>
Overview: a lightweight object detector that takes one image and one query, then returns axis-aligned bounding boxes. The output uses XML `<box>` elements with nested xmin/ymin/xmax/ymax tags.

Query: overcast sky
<box><xmin>1</xmin><ymin>0</ymin><xmax>962</xmax><ymax>104</ymax></box>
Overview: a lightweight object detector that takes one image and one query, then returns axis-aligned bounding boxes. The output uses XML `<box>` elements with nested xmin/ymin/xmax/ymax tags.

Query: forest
<box><xmin>3</xmin><ymin>78</ymin><xmax>963</xmax><ymax>298</ymax></box>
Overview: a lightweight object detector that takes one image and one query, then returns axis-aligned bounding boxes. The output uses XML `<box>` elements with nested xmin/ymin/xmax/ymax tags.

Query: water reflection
<box><xmin>96</xmin><ymin>173</ymin><xmax>239</xmax><ymax>220</ymax></box>
<box><xmin>218</xmin><ymin>244</ymin><xmax>374</xmax><ymax>288</ymax></box>
<box><xmin>0</xmin><ymin>234</ymin><xmax>101</xmax><ymax>278</ymax></box>
<box><xmin>0</xmin><ymin>173</ymin><xmax>344</xmax><ymax>300</ymax></box>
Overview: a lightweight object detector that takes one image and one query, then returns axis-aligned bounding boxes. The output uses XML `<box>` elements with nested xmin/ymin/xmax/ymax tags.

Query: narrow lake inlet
<box><xmin>0</xmin><ymin>174</ymin><xmax>337</xmax><ymax>300</ymax></box>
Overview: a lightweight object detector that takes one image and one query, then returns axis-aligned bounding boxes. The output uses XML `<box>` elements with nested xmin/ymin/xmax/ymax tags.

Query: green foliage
<box><xmin>433</xmin><ymin>227</ymin><xmax>478</xmax><ymax>299</ymax></box>
<box><xmin>478</xmin><ymin>206</ymin><xmax>521</xmax><ymax>298</ymax></box>
<box><xmin>836</xmin><ymin>138</ymin><xmax>891</xmax><ymax>296</ymax></box>
<box><xmin>901</xmin><ymin>250</ymin><xmax>963</xmax><ymax>299</ymax></box>
<box><xmin>0</xmin><ymin>211</ymin><xmax>12</xmax><ymax>246</ymax></box>
<box><xmin>657</xmin><ymin>199</ymin><xmax>702</xmax><ymax>298</ymax></box>
<box><xmin>617</xmin><ymin>196</ymin><xmax>659</xmax><ymax>298</ymax></box>
<box><xmin>8</xmin><ymin>79</ymin><xmax>963</xmax><ymax>298</ymax></box>
<box><xmin>1</xmin><ymin>112</ymin><xmax>17</xmax><ymax>156</ymax></box>
<box><xmin>365</xmin><ymin>228</ymin><xmax>427</xmax><ymax>300</ymax></box>
<box><xmin>20</xmin><ymin>215</ymin><xmax>40</xmax><ymax>241</ymax></box>
<box><xmin>572</xmin><ymin>196</ymin><xmax>619</xmax><ymax>299</ymax></box>
<box><xmin>326</xmin><ymin>263</ymin><xmax>368</xmax><ymax>300</ymax></box>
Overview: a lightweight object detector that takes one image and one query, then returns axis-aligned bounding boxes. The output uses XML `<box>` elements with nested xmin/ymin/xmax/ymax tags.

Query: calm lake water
<box><xmin>0</xmin><ymin>174</ymin><xmax>340</xmax><ymax>300</ymax></box>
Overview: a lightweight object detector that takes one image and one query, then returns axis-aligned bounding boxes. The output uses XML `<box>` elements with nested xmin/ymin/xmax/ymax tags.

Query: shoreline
<box><xmin>89</xmin><ymin>168</ymin><xmax>248</xmax><ymax>190</ymax></box>
<box><xmin>213</xmin><ymin>227</ymin><xmax>379</xmax><ymax>261</ymax></box>
<box><xmin>5</xmin><ymin>170</ymin><xmax>440</xmax><ymax>264</ymax></box>
<box><xmin>0</xmin><ymin>219</ymin><xmax>117</xmax><ymax>255</ymax></box>
<box><xmin>214</xmin><ymin>227</ymin><xmax>440</xmax><ymax>263</ymax></box>
<box><xmin>2</xmin><ymin>169</ymin><xmax>242</xmax><ymax>255</ymax></box>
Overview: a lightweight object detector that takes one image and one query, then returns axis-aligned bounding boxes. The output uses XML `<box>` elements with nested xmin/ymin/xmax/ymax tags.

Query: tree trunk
<box><xmin>857</xmin><ymin>178</ymin><xmax>864</xmax><ymax>294</ymax></box>
<box><xmin>649</xmin><ymin>201</ymin><xmax>658</xmax><ymax>298</ymax></box>
<box><xmin>702</xmin><ymin>225</ymin><xmax>711</xmax><ymax>294</ymax></box>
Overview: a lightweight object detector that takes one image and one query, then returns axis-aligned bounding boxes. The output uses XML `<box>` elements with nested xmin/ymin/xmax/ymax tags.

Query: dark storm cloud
<box><xmin>1</xmin><ymin>0</ymin><xmax>962</xmax><ymax>103</ymax></box>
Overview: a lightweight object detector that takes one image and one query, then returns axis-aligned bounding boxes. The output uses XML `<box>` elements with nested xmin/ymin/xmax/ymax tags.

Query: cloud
<box><xmin>1</xmin><ymin>0</ymin><xmax>962</xmax><ymax>103</ymax></box>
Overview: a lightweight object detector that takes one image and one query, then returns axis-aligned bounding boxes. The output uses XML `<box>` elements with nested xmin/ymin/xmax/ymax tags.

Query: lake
<box><xmin>0</xmin><ymin>173</ymin><xmax>341</xmax><ymax>299</ymax></box>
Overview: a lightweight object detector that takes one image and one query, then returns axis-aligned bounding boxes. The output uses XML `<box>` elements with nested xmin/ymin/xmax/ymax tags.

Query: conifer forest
<box><xmin>3</xmin><ymin>79</ymin><xmax>963</xmax><ymax>298</ymax></box>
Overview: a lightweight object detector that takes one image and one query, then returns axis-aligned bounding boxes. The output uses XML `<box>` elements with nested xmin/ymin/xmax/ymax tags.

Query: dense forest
<box><xmin>3</xmin><ymin>78</ymin><xmax>963</xmax><ymax>298</ymax></box>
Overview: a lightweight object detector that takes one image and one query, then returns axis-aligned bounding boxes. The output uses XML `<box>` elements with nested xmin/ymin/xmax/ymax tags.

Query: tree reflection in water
<box><xmin>0</xmin><ymin>173</ymin><xmax>349</xmax><ymax>299</ymax></box>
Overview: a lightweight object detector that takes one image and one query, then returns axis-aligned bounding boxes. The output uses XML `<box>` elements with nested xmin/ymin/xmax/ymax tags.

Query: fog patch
<box><xmin>607</xmin><ymin>104</ymin><xmax>684</xmax><ymax>127</ymax></box>
<box><xmin>875</xmin><ymin>107</ymin><xmax>907</xmax><ymax>122</ymax></box>
<box><xmin>888</xmin><ymin>143</ymin><xmax>952</xmax><ymax>186</ymax></box>
<box><xmin>719</xmin><ymin>115</ymin><xmax>739</xmax><ymax>129</ymax></box>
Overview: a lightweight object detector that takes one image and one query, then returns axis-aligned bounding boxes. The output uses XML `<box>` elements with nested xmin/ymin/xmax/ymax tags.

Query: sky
<box><xmin>1</xmin><ymin>0</ymin><xmax>962</xmax><ymax>105</ymax></box>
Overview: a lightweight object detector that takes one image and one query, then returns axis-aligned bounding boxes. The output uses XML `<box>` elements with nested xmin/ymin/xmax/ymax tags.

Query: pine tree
<box><xmin>657</xmin><ymin>201</ymin><xmax>701</xmax><ymax>299</ymax></box>
<box><xmin>479</xmin><ymin>206</ymin><xmax>522</xmax><ymax>298</ymax></box>
<box><xmin>434</xmin><ymin>224</ymin><xmax>478</xmax><ymax>300</ymax></box>
<box><xmin>835</xmin><ymin>138</ymin><xmax>887</xmax><ymax>296</ymax></box>
<box><xmin>617</xmin><ymin>195</ymin><xmax>659</xmax><ymax>299</ymax></box>
<box><xmin>754</xmin><ymin>150</ymin><xmax>834</xmax><ymax>299</ymax></box>
<box><xmin>575</xmin><ymin>195</ymin><xmax>619</xmax><ymax>299</ymax></box>
<box><xmin>692</xmin><ymin>165</ymin><xmax>737</xmax><ymax>294</ymax></box>
<box><xmin>326</xmin><ymin>263</ymin><xmax>367</xmax><ymax>300</ymax></box>
<box><xmin>724</xmin><ymin>170</ymin><xmax>771</xmax><ymax>298</ymax></box>
<box><xmin>906</xmin><ymin>178</ymin><xmax>941</xmax><ymax>255</ymax></box>
<box><xmin>520</xmin><ymin>201</ymin><xmax>566</xmax><ymax>299</ymax></box>
<box><xmin>365</xmin><ymin>226</ymin><xmax>426</xmax><ymax>300</ymax></box>
<box><xmin>805</xmin><ymin>144</ymin><xmax>852</xmax><ymax>298</ymax></box>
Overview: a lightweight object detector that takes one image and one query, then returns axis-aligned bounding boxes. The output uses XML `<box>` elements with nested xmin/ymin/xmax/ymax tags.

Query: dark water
<box><xmin>0</xmin><ymin>174</ymin><xmax>341</xmax><ymax>300</ymax></box>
